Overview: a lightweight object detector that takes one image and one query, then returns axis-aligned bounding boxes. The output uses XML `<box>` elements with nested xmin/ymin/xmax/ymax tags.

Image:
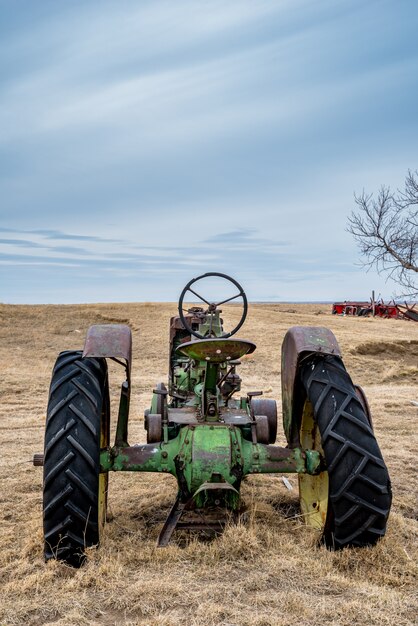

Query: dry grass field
<box><xmin>0</xmin><ymin>302</ymin><xmax>417</xmax><ymax>626</ymax></box>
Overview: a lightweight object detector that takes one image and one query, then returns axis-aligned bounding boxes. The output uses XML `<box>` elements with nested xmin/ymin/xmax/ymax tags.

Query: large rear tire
<box><xmin>43</xmin><ymin>351</ymin><xmax>110</xmax><ymax>566</ymax></box>
<box><xmin>298</xmin><ymin>355</ymin><xmax>391</xmax><ymax>548</ymax></box>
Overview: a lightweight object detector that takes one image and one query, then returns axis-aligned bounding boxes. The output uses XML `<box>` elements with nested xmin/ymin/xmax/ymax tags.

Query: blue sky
<box><xmin>1</xmin><ymin>0</ymin><xmax>417</xmax><ymax>303</ymax></box>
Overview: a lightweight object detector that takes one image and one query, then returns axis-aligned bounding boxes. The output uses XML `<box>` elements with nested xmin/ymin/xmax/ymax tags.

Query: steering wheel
<box><xmin>178</xmin><ymin>272</ymin><xmax>248</xmax><ymax>339</ymax></box>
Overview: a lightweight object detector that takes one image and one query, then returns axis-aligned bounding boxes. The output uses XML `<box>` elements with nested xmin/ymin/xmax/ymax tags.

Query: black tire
<box><xmin>43</xmin><ymin>350</ymin><xmax>110</xmax><ymax>567</ymax></box>
<box><xmin>299</xmin><ymin>355</ymin><xmax>391</xmax><ymax>548</ymax></box>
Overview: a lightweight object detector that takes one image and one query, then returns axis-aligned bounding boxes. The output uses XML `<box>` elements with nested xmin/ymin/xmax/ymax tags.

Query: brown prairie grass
<box><xmin>0</xmin><ymin>303</ymin><xmax>417</xmax><ymax>626</ymax></box>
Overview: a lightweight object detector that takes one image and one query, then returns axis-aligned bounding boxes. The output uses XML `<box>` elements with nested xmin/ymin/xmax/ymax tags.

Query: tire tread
<box><xmin>301</xmin><ymin>355</ymin><xmax>391</xmax><ymax>548</ymax></box>
<box><xmin>43</xmin><ymin>350</ymin><xmax>108</xmax><ymax>566</ymax></box>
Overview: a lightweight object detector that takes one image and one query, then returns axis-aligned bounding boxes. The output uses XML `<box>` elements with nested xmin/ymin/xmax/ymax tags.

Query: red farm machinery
<box><xmin>332</xmin><ymin>299</ymin><xmax>418</xmax><ymax>320</ymax></box>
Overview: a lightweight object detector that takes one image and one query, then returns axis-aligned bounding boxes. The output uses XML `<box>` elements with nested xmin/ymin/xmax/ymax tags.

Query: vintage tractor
<box><xmin>35</xmin><ymin>273</ymin><xmax>391</xmax><ymax>566</ymax></box>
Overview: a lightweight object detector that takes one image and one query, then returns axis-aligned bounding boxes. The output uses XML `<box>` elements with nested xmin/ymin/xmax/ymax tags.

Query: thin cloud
<box><xmin>34</xmin><ymin>229</ymin><xmax>124</xmax><ymax>243</ymax></box>
<box><xmin>0</xmin><ymin>238</ymin><xmax>45</xmax><ymax>248</ymax></box>
<box><xmin>203</xmin><ymin>228</ymin><xmax>288</xmax><ymax>247</ymax></box>
<box><xmin>0</xmin><ymin>227</ymin><xmax>124</xmax><ymax>244</ymax></box>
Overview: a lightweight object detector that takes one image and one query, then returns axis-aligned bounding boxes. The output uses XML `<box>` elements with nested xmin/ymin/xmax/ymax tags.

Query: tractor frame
<box><xmin>36</xmin><ymin>272</ymin><xmax>392</xmax><ymax>565</ymax></box>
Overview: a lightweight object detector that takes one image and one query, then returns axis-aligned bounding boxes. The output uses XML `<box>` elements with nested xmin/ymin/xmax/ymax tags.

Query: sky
<box><xmin>1</xmin><ymin>0</ymin><xmax>417</xmax><ymax>304</ymax></box>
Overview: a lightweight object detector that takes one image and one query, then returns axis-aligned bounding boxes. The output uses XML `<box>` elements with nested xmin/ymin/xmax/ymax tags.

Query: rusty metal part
<box><xmin>281</xmin><ymin>326</ymin><xmax>341</xmax><ymax>447</ymax></box>
<box><xmin>157</xmin><ymin>499</ymin><xmax>234</xmax><ymax>547</ymax></box>
<box><xmin>251</xmin><ymin>398</ymin><xmax>278</xmax><ymax>443</ymax></box>
<box><xmin>219</xmin><ymin>361</ymin><xmax>242</xmax><ymax>402</ymax></box>
<box><xmin>147</xmin><ymin>414</ymin><xmax>163</xmax><ymax>443</ymax></box>
<box><xmin>247</xmin><ymin>391</ymin><xmax>263</xmax><ymax>399</ymax></box>
<box><xmin>157</xmin><ymin>483</ymin><xmax>240</xmax><ymax>546</ymax></box>
<box><xmin>397</xmin><ymin>303</ymin><xmax>418</xmax><ymax>321</ymax></box>
<box><xmin>169</xmin><ymin>311</ymin><xmax>202</xmax><ymax>343</ymax></box>
<box><xmin>83</xmin><ymin>324</ymin><xmax>132</xmax><ymax>383</ymax></box>
<box><xmin>255</xmin><ymin>415</ymin><xmax>269</xmax><ymax>444</ymax></box>
<box><xmin>157</xmin><ymin>497</ymin><xmax>187</xmax><ymax>546</ymax></box>
<box><xmin>258</xmin><ymin>444</ymin><xmax>307</xmax><ymax>473</ymax></box>
<box><xmin>165</xmin><ymin>406</ymin><xmax>251</xmax><ymax>426</ymax></box>
<box><xmin>33</xmin><ymin>453</ymin><xmax>44</xmax><ymax>466</ymax></box>
<box><xmin>354</xmin><ymin>384</ymin><xmax>374</xmax><ymax>431</ymax></box>
<box><xmin>154</xmin><ymin>384</ymin><xmax>168</xmax><ymax>418</ymax></box>
<box><xmin>115</xmin><ymin>380</ymin><xmax>130</xmax><ymax>447</ymax></box>
<box><xmin>176</xmin><ymin>337</ymin><xmax>255</xmax><ymax>363</ymax></box>
<box><xmin>167</xmin><ymin>407</ymin><xmax>199</xmax><ymax>424</ymax></box>
<box><xmin>83</xmin><ymin>324</ymin><xmax>132</xmax><ymax>447</ymax></box>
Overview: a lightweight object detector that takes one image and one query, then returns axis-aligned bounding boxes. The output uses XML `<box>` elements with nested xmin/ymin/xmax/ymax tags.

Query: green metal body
<box><xmin>100</xmin><ymin>427</ymin><xmax>321</xmax><ymax>508</ymax></box>
<box><xmin>91</xmin><ymin>308</ymin><xmax>329</xmax><ymax>521</ymax></box>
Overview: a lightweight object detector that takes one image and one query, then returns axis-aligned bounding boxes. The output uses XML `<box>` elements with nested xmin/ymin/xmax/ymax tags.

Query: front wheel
<box><xmin>43</xmin><ymin>351</ymin><xmax>110</xmax><ymax>566</ymax></box>
<box><xmin>298</xmin><ymin>356</ymin><xmax>391</xmax><ymax>548</ymax></box>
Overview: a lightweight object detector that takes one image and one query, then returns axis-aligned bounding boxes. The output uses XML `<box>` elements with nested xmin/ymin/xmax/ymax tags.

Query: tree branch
<box><xmin>347</xmin><ymin>171</ymin><xmax>418</xmax><ymax>298</ymax></box>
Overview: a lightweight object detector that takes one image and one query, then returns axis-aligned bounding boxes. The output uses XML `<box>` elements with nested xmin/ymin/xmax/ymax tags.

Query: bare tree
<box><xmin>347</xmin><ymin>170</ymin><xmax>418</xmax><ymax>299</ymax></box>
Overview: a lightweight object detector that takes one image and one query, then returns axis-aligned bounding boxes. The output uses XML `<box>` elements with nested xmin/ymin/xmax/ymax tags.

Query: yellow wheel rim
<box><xmin>298</xmin><ymin>400</ymin><xmax>329</xmax><ymax>530</ymax></box>
<box><xmin>98</xmin><ymin>473</ymin><xmax>108</xmax><ymax>529</ymax></box>
<box><xmin>98</xmin><ymin>396</ymin><xmax>109</xmax><ymax>530</ymax></box>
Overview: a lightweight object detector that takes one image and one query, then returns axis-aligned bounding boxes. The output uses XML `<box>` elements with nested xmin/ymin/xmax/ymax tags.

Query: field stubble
<box><xmin>0</xmin><ymin>302</ymin><xmax>417</xmax><ymax>625</ymax></box>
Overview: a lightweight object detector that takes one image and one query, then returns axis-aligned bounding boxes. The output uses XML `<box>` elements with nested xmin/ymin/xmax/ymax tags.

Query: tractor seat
<box><xmin>176</xmin><ymin>337</ymin><xmax>256</xmax><ymax>363</ymax></box>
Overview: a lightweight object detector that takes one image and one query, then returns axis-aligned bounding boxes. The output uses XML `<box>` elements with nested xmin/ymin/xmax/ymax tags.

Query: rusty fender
<box><xmin>83</xmin><ymin>324</ymin><xmax>132</xmax><ymax>382</ymax></box>
<box><xmin>281</xmin><ymin>326</ymin><xmax>341</xmax><ymax>448</ymax></box>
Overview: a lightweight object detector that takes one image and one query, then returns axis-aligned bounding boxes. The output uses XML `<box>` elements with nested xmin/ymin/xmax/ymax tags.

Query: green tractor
<box><xmin>35</xmin><ymin>273</ymin><xmax>391</xmax><ymax>566</ymax></box>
